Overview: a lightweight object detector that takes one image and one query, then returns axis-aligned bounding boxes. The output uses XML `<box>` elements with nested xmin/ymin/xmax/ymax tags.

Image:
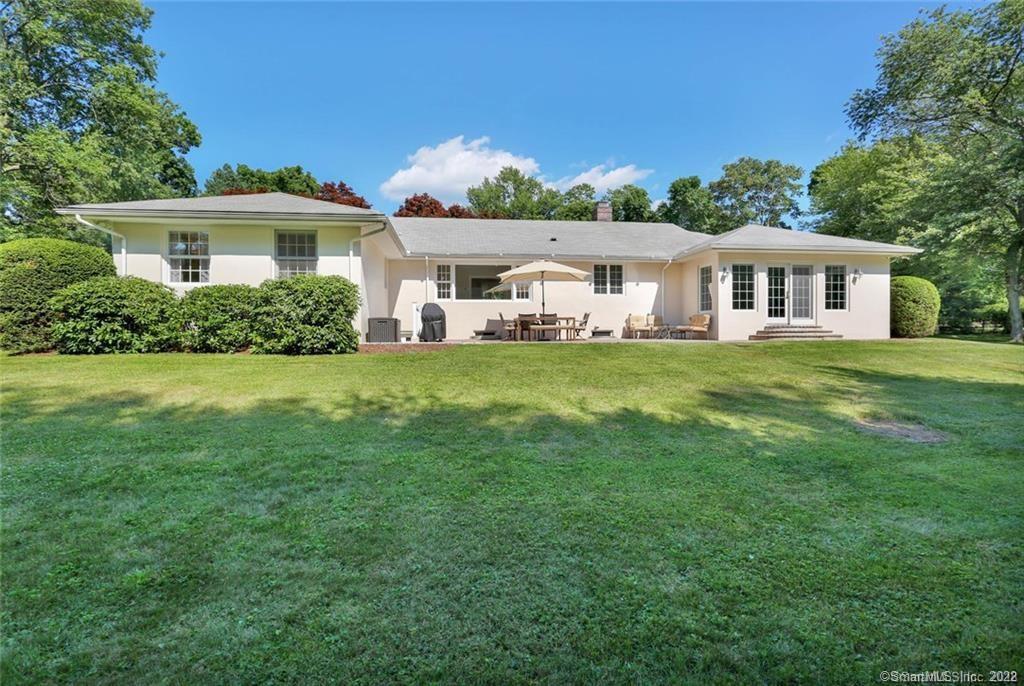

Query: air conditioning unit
<box><xmin>366</xmin><ymin>317</ymin><xmax>399</xmax><ymax>343</ymax></box>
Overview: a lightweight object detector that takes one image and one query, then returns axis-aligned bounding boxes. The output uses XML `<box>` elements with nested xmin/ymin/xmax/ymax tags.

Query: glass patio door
<box><xmin>767</xmin><ymin>265</ymin><xmax>788</xmax><ymax>321</ymax></box>
<box><xmin>767</xmin><ymin>265</ymin><xmax>815</xmax><ymax>324</ymax></box>
<box><xmin>790</xmin><ymin>265</ymin><xmax>814</xmax><ymax>322</ymax></box>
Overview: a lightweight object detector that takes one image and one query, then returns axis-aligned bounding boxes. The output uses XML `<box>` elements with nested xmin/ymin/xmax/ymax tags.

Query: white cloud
<box><xmin>379</xmin><ymin>135</ymin><xmax>540</xmax><ymax>203</ymax></box>
<box><xmin>553</xmin><ymin>163</ymin><xmax>653</xmax><ymax>194</ymax></box>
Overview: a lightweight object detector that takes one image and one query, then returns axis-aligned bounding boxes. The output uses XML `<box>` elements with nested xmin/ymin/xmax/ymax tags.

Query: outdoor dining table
<box><xmin>514</xmin><ymin>315</ymin><xmax>578</xmax><ymax>341</ymax></box>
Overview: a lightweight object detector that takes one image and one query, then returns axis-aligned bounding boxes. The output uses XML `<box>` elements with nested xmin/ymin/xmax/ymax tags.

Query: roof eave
<box><xmin>55</xmin><ymin>207</ymin><xmax>387</xmax><ymax>222</ymax></box>
<box><xmin>673</xmin><ymin>244</ymin><xmax>922</xmax><ymax>259</ymax></box>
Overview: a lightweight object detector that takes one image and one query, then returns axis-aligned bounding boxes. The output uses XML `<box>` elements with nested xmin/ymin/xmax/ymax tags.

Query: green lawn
<box><xmin>2</xmin><ymin>339</ymin><xmax>1022</xmax><ymax>684</ymax></box>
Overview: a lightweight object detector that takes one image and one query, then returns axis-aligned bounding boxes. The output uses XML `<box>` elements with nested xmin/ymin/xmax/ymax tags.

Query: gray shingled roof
<box><xmin>56</xmin><ymin>192</ymin><xmax>384</xmax><ymax>219</ymax></box>
<box><xmin>388</xmin><ymin>216</ymin><xmax>709</xmax><ymax>259</ymax></box>
<box><xmin>677</xmin><ymin>224</ymin><xmax>921</xmax><ymax>256</ymax></box>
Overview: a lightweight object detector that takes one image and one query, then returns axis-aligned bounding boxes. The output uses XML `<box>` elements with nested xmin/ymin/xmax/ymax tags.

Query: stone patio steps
<box><xmin>749</xmin><ymin>325</ymin><xmax>843</xmax><ymax>341</ymax></box>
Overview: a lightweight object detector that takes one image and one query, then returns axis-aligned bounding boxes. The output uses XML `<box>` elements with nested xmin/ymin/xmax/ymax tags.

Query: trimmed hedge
<box><xmin>50</xmin><ymin>277</ymin><xmax>180</xmax><ymax>353</ymax></box>
<box><xmin>251</xmin><ymin>275</ymin><xmax>360</xmax><ymax>354</ymax></box>
<box><xmin>891</xmin><ymin>276</ymin><xmax>941</xmax><ymax>338</ymax></box>
<box><xmin>0</xmin><ymin>238</ymin><xmax>116</xmax><ymax>352</ymax></box>
<box><xmin>178</xmin><ymin>284</ymin><xmax>258</xmax><ymax>352</ymax></box>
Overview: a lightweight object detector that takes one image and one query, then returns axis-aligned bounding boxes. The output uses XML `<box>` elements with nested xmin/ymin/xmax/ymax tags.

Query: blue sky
<box><xmin>148</xmin><ymin>2</ymin><xmax>951</xmax><ymax>213</ymax></box>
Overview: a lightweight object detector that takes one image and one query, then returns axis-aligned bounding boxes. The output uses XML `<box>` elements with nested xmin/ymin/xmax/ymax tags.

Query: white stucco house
<box><xmin>57</xmin><ymin>192</ymin><xmax>921</xmax><ymax>341</ymax></box>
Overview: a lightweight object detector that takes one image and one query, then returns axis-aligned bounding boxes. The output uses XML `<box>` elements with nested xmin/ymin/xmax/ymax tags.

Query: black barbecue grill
<box><xmin>419</xmin><ymin>303</ymin><xmax>446</xmax><ymax>342</ymax></box>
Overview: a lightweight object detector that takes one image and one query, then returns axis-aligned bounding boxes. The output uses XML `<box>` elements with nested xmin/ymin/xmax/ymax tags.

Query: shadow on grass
<box><xmin>2</xmin><ymin>369</ymin><xmax>1022</xmax><ymax>684</ymax></box>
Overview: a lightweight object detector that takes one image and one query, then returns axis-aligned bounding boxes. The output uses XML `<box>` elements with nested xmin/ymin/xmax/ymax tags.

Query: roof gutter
<box><xmin>74</xmin><ymin>214</ymin><xmax>126</xmax><ymax>276</ymax></box>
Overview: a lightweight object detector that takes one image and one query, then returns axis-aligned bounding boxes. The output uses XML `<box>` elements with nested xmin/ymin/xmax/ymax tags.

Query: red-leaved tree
<box><xmin>316</xmin><ymin>181</ymin><xmax>371</xmax><ymax>209</ymax></box>
<box><xmin>446</xmin><ymin>204</ymin><xmax>477</xmax><ymax>218</ymax></box>
<box><xmin>394</xmin><ymin>193</ymin><xmax>449</xmax><ymax>217</ymax></box>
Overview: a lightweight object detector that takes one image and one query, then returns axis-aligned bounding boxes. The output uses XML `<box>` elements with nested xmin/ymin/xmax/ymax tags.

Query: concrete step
<box><xmin>762</xmin><ymin>325</ymin><xmax>831</xmax><ymax>331</ymax></box>
<box><xmin>749</xmin><ymin>332</ymin><xmax>844</xmax><ymax>340</ymax></box>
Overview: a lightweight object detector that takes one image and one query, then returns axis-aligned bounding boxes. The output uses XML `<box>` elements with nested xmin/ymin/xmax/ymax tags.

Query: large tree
<box><xmin>708</xmin><ymin>157</ymin><xmax>803</xmax><ymax>229</ymax></box>
<box><xmin>553</xmin><ymin>184</ymin><xmax>597</xmax><ymax>221</ymax></box>
<box><xmin>1</xmin><ymin>0</ymin><xmax>201</xmax><ymax>240</ymax></box>
<box><xmin>466</xmin><ymin>167</ymin><xmax>562</xmax><ymax>220</ymax></box>
<box><xmin>846</xmin><ymin>0</ymin><xmax>1024</xmax><ymax>341</ymax></box>
<box><xmin>809</xmin><ymin>137</ymin><xmax>1006</xmax><ymax>330</ymax></box>
<box><xmin>316</xmin><ymin>180</ymin><xmax>371</xmax><ymax>209</ymax></box>
<box><xmin>605</xmin><ymin>185</ymin><xmax>655</xmax><ymax>222</ymax></box>
<box><xmin>655</xmin><ymin>176</ymin><xmax>721</xmax><ymax>233</ymax></box>
<box><xmin>393</xmin><ymin>193</ymin><xmax>477</xmax><ymax>218</ymax></box>
<box><xmin>394</xmin><ymin>193</ymin><xmax>448</xmax><ymax>217</ymax></box>
<box><xmin>202</xmin><ymin>164</ymin><xmax>320</xmax><ymax>197</ymax></box>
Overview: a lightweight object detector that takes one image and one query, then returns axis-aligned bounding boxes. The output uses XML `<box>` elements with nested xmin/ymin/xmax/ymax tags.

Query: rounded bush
<box><xmin>178</xmin><ymin>284</ymin><xmax>258</xmax><ymax>352</ymax></box>
<box><xmin>891</xmin><ymin>275</ymin><xmax>941</xmax><ymax>338</ymax></box>
<box><xmin>0</xmin><ymin>238</ymin><xmax>116</xmax><ymax>352</ymax></box>
<box><xmin>50</xmin><ymin>277</ymin><xmax>179</xmax><ymax>354</ymax></box>
<box><xmin>251</xmin><ymin>275</ymin><xmax>360</xmax><ymax>354</ymax></box>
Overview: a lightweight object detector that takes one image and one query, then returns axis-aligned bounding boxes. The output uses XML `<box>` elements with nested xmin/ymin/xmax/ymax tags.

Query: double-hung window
<box><xmin>593</xmin><ymin>264</ymin><xmax>624</xmax><ymax>295</ymax></box>
<box><xmin>699</xmin><ymin>265</ymin><xmax>712</xmax><ymax>312</ymax></box>
<box><xmin>436</xmin><ymin>264</ymin><xmax>452</xmax><ymax>300</ymax></box>
<box><xmin>168</xmin><ymin>231</ymin><xmax>209</xmax><ymax>284</ymax></box>
<box><xmin>825</xmin><ymin>265</ymin><xmax>847</xmax><ymax>310</ymax></box>
<box><xmin>276</xmin><ymin>231</ymin><xmax>317</xmax><ymax>277</ymax></box>
<box><xmin>731</xmin><ymin>264</ymin><xmax>754</xmax><ymax>310</ymax></box>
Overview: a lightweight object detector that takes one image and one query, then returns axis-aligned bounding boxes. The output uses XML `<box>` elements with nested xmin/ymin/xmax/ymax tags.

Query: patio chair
<box><xmin>571</xmin><ymin>312</ymin><xmax>591</xmax><ymax>339</ymax></box>
<box><xmin>517</xmin><ymin>313</ymin><xmax>537</xmax><ymax>341</ymax></box>
<box><xmin>498</xmin><ymin>313</ymin><xmax>516</xmax><ymax>340</ymax></box>
<box><xmin>673</xmin><ymin>314</ymin><xmax>711</xmax><ymax>340</ymax></box>
<box><xmin>627</xmin><ymin>313</ymin><xmax>652</xmax><ymax>338</ymax></box>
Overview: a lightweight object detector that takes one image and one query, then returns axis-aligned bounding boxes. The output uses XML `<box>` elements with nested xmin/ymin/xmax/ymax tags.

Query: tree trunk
<box><xmin>1008</xmin><ymin>238</ymin><xmax>1023</xmax><ymax>343</ymax></box>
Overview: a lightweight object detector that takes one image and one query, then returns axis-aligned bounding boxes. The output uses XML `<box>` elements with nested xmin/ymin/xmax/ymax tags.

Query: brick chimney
<box><xmin>594</xmin><ymin>200</ymin><xmax>612</xmax><ymax>222</ymax></box>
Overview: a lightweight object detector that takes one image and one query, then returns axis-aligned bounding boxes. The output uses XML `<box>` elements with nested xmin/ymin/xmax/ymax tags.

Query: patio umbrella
<box><xmin>495</xmin><ymin>260</ymin><xmax>589</xmax><ymax>314</ymax></box>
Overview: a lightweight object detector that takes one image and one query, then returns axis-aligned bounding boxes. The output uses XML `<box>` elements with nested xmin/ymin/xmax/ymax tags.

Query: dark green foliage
<box><xmin>49</xmin><ymin>276</ymin><xmax>179</xmax><ymax>353</ymax></box>
<box><xmin>251</xmin><ymin>275</ymin><xmax>360</xmax><ymax>354</ymax></box>
<box><xmin>0</xmin><ymin>238</ymin><xmax>116</xmax><ymax>352</ymax></box>
<box><xmin>891</xmin><ymin>276</ymin><xmax>941</xmax><ymax>338</ymax></box>
<box><xmin>177</xmin><ymin>285</ymin><xmax>258</xmax><ymax>352</ymax></box>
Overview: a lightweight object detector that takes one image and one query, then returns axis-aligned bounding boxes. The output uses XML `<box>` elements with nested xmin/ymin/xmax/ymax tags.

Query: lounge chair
<box><xmin>473</xmin><ymin>313</ymin><xmax>517</xmax><ymax>340</ymax></box>
<box><xmin>672</xmin><ymin>314</ymin><xmax>711</xmax><ymax>339</ymax></box>
<box><xmin>626</xmin><ymin>313</ymin><xmax>650</xmax><ymax>338</ymax></box>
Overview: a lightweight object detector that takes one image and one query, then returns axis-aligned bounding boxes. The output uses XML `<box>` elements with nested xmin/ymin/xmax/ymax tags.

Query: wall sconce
<box><xmin>721</xmin><ymin>265</ymin><xmax>729</xmax><ymax>276</ymax></box>
<box><xmin>853</xmin><ymin>267</ymin><xmax>863</xmax><ymax>283</ymax></box>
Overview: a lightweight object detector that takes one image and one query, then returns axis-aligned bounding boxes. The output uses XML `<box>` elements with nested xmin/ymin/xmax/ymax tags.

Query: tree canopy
<box><xmin>605</xmin><ymin>185</ymin><xmax>654</xmax><ymax>223</ymax></box>
<box><xmin>466</xmin><ymin>167</ymin><xmax>563</xmax><ymax>219</ymax></box>
<box><xmin>202</xmin><ymin>164</ymin><xmax>320</xmax><ymax>197</ymax></box>
<box><xmin>708</xmin><ymin>157</ymin><xmax>803</xmax><ymax>228</ymax></box>
<box><xmin>843</xmin><ymin>0</ymin><xmax>1024</xmax><ymax>341</ymax></box>
<box><xmin>655</xmin><ymin>176</ymin><xmax>722</xmax><ymax>232</ymax></box>
<box><xmin>1</xmin><ymin>0</ymin><xmax>201</xmax><ymax>240</ymax></box>
<box><xmin>316</xmin><ymin>181</ymin><xmax>371</xmax><ymax>209</ymax></box>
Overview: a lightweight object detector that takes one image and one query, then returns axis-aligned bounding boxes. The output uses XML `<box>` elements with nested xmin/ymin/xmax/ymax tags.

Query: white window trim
<box><xmin>164</xmin><ymin>229</ymin><xmax>211</xmax><ymax>287</ymax></box>
<box><xmin>434</xmin><ymin>262</ymin><xmax>531</xmax><ymax>303</ymax></box>
<box><xmin>698</xmin><ymin>264</ymin><xmax>713</xmax><ymax>312</ymax></box>
<box><xmin>592</xmin><ymin>263</ymin><xmax>625</xmax><ymax>296</ymax></box>
<box><xmin>274</xmin><ymin>229</ymin><xmax>319</xmax><ymax>278</ymax></box>
<box><xmin>730</xmin><ymin>263</ymin><xmax>756</xmax><ymax>311</ymax></box>
<box><xmin>824</xmin><ymin>264</ymin><xmax>849</xmax><ymax>312</ymax></box>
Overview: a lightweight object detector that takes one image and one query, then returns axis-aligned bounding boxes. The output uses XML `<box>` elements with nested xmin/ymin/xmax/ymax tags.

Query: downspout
<box><xmin>660</xmin><ymin>258</ymin><xmax>673</xmax><ymax>318</ymax></box>
<box><xmin>75</xmin><ymin>214</ymin><xmax>126</xmax><ymax>275</ymax></box>
<box><xmin>423</xmin><ymin>255</ymin><xmax>429</xmax><ymax>302</ymax></box>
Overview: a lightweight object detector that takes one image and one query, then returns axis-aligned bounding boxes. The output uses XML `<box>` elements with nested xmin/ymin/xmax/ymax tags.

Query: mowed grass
<box><xmin>1</xmin><ymin>339</ymin><xmax>1022</xmax><ymax>684</ymax></box>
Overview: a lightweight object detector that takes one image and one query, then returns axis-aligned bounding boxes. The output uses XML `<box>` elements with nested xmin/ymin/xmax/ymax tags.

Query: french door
<box><xmin>767</xmin><ymin>265</ymin><xmax>814</xmax><ymax>324</ymax></box>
